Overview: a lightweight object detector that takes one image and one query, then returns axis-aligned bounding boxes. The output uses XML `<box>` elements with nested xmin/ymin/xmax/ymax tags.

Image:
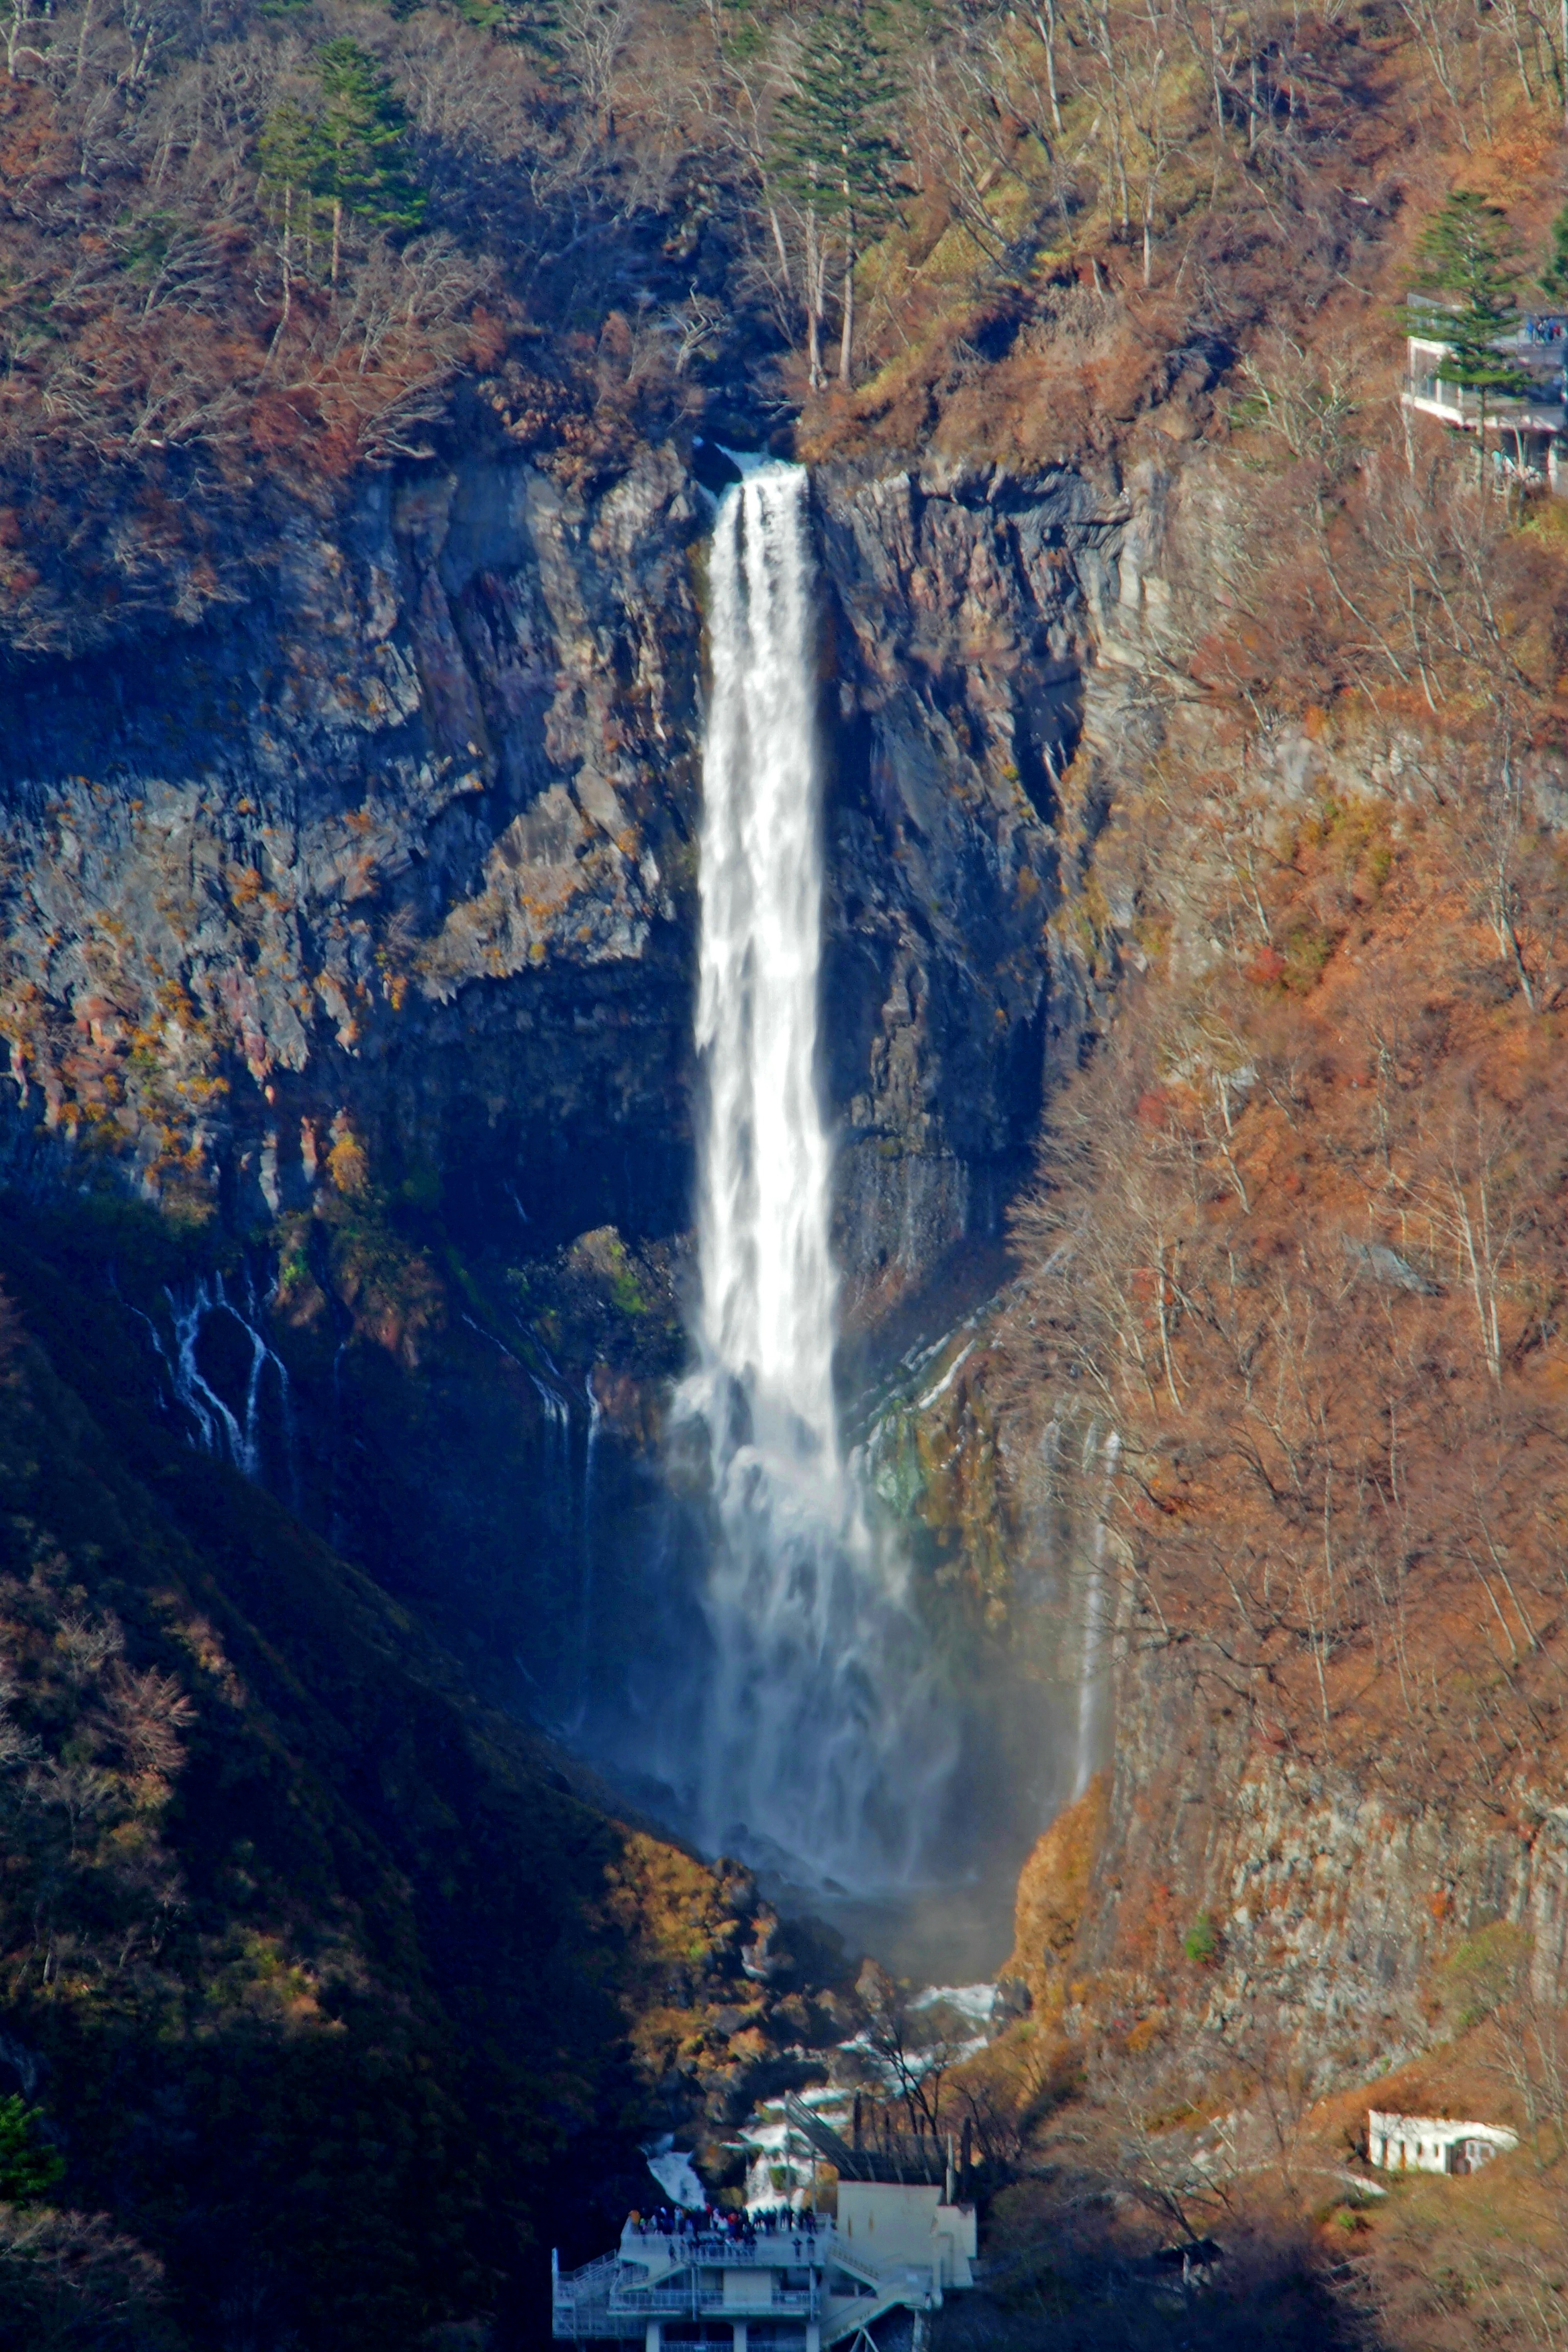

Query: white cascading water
<box><xmin>1071</xmin><ymin>1430</ymin><xmax>1119</xmax><ymax>1799</ymax></box>
<box><xmin>684</xmin><ymin>463</ymin><xmax>953</xmax><ymax>1891</ymax></box>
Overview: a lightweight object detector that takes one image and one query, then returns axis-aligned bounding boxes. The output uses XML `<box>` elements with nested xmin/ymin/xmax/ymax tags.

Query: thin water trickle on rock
<box><xmin>682</xmin><ymin>465</ymin><xmax>955</xmax><ymax>1895</ymax></box>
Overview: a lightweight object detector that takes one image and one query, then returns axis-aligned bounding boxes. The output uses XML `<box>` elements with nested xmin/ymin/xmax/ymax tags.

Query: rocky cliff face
<box><xmin>816</xmin><ymin>458</ymin><xmax>1126</xmax><ymax>1288</ymax></box>
<box><xmin>991</xmin><ymin>450</ymin><xmax>1568</xmax><ymax>2098</ymax></box>
<box><xmin>0</xmin><ymin>433</ymin><xmax>1142</xmax><ymax>1820</ymax></box>
<box><xmin>12</xmin><ymin>403</ymin><xmax>1553</xmax><ymax>2108</ymax></box>
<box><xmin>0</xmin><ymin>444</ymin><xmax>1132</xmax><ymax>1282</ymax></box>
<box><xmin>1081</xmin><ymin>1642</ymin><xmax>1568</xmax><ymax>2076</ymax></box>
<box><xmin>1</xmin><ymin>445</ymin><xmax>708</xmax><ymax>1244</ymax></box>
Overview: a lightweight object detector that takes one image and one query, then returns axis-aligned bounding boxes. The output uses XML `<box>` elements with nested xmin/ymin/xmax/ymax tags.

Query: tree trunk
<box><xmin>330</xmin><ymin>194</ymin><xmax>343</xmax><ymax>291</ymax></box>
<box><xmin>1478</xmin><ymin>387</ymin><xmax>1487</xmax><ymax>494</ymax></box>
<box><xmin>839</xmin><ymin>213</ymin><xmax>855</xmax><ymax>384</ymax></box>
<box><xmin>805</xmin><ymin>205</ymin><xmax>822</xmax><ymax>390</ymax></box>
<box><xmin>1031</xmin><ymin>3</ymin><xmax>1064</xmax><ymax>132</ymax></box>
<box><xmin>262</xmin><ymin>185</ymin><xmax>294</xmax><ymax>381</ymax></box>
<box><xmin>281</xmin><ymin>183</ymin><xmax>293</xmax><ymax>332</ymax></box>
<box><xmin>767</xmin><ymin>203</ymin><xmax>793</xmax><ymax>298</ymax></box>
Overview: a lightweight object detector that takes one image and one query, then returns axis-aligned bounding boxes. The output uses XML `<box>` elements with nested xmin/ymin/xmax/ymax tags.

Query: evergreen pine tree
<box><xmin>772</xmin><ymin>2</ymin><xmax>904</xmax><ymax>385</ymax></box>
<box><xmin>258</xmin><ymin>99</ymin><xmax>320</xmax><ymax>339</ymax></box>
<box><xmin>312</xmin><ymin>40</ymin><xmax>426</xmax><ymax>285</ymax></box>
<box><xmin>1403</xmin><ymin>190</ymin><xmax>1530</xmax><ymax>485</ymax></box>
<box><xmin>0</xmin><ymin>2096</ymin><xmax>65</xmax><ymax>2204</ymax></box>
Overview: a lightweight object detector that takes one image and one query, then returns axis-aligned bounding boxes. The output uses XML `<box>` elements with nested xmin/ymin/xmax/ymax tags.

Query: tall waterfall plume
<box><xmin>685</xmin><ymin>463</ymin><xmax>953</xmax><ymax>1892</ymax></box>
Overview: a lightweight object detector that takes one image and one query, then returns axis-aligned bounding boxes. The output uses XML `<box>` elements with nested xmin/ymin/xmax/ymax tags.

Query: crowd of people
<box><xmin>627</xmin><ymin>2203</ymin><xmax>824</xmax><ymax>2253</ymax></box>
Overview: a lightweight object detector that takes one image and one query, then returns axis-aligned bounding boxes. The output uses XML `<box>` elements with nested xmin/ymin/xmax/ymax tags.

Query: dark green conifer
<box><xmin>312</xmin><ymin>40</ymin><xmax>426</xmax><ymax>284</ymax></box>
<box><xmin>0</xmin><ymin>2095</ymin><xmax>66</xmax><ymax>2204</ymax></box>
<box><xmin>772</xmin><ymin>2</ymin><xmax>904</xmax><ymax>385</ymax></box>
<box><xmin>1402</xmin><ymin>190</ymin><xmax>1530</xmax><ymax>485</ymax></box>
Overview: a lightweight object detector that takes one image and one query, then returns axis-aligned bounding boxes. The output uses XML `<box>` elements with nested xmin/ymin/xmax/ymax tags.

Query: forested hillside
<box><xmin>5</xmin><ymin>0</ymin><xmax>1568</xmax><ymax>2344</ymax></box>
<box><xmin>0</xmin><ymin>0</ymin><xmax>1452</xmax><ymax>656</ymax></box>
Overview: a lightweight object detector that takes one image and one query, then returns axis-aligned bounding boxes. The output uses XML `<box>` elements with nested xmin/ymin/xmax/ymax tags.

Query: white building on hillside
<box><xmin>1403</xmin><ymin>298</ymin><xmax>1568</xmax><ymax>490</ymax></box>
<box><xmin>1369</xmin><ymin>2109</ymin><xmax>1519</xmax><ymax>2176</ymax></box>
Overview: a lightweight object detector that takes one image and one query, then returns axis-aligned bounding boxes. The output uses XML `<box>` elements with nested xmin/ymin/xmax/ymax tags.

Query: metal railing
<box><xmin>1403</xmin><ymin>374</ymin><xmax>1566</xmax><ymax>426</ymax></box>
<box><xmin>614</xmin><ymin>2281</ymin><xmax>819</xmax><ymax>2314</ymax></box>
<box><xmin>554</xmin><ymin>2252</ymin><xmax>825</xmax><ymax>2337</ymax></box>
<box><xmin>552</xmin><ymin>2254</ymin><xmax>623</xmax><ymax>2338</ymax></box>
<box><xmin>621</xmin><ymin>2223</ymin><xmax>836</xmax><ymax>2263</ymax></box>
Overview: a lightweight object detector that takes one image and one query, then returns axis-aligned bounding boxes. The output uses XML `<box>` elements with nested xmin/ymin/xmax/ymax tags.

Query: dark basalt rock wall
<box><xmin>0</xmin><ymin>437</ymin><xmax>1130</xmax><ymax>1763</ymax></box>
<box><xmin>815</xmin><ymin>459</ymin><xmax>1124</xmax><ymax>1290</ymax></box>
<box><xmin>0</xmin><ymin>444</ymin><xmax>1126</xmax><ymax>1287</ymax></box>
<box><xmin>0</xmin><ymin>446</ymin><xmax>707</xmax><ymax>1247</ymax></box>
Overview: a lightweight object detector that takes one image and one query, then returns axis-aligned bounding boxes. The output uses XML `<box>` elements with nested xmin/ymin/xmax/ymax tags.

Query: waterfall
<box><xmin>138</xmin><ymin>1270</ymin><xmax>296</xmax><ymax>1497</ymax></box>
<box><xmin>575</xmin><ymin>1370</ymin><xmax>603</xmax><ymax>1729</ymax></box>
<box><xmin>684</xmin><ymin>464</ymin><xmax>953</xmax><ymax>1892</ymax></box>
<box><xmin>1071</xmin><ymin>1428</ymin><xmax>1119</xmax><ymax>1800</ymax></box>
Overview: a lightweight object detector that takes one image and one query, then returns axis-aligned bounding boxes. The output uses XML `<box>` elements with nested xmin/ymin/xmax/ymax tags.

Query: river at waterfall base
<box><xmin>677</xmin><ymin>465</ymin><xmax>957</xmax><ymax>1901</ymax></box>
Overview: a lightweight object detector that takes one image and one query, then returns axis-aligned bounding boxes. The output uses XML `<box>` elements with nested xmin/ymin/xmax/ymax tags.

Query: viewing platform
<box><xmin>552</xmin><ymin>2185</ymin><xmax>976</xmax><ymax>2350</ymax></box>
<box><xmin>1403</xmin><ymin>305</ymin><xmax>1568</xmax><ymax>489</ymax></box>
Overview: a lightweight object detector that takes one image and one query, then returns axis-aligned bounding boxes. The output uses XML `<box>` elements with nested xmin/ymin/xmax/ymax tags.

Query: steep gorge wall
<box><xmin>816</xmin><ymin>457</ymin><xmax>1127</xmax><ymax>1288</ymax></box>
<box><xmin>993</xmin><ymin>449</ymin><xmax>1568</xmax><ymax>2092</ymax></box>
<box><xmin>0</xmin><ymin>445</ymin><xmax>1133</xmax><ymax>1278</ymax></box>
<box><xmin>1</xmin><ymin>446</ymin><xmax>709</xmax><ymax>1244</ymax></box>
<box><xmin>13</xmin><ymin>402</ymin><xmax>1541</xmax><ymax>2085</ymax></box>
<box><xmin>0</xmin><ymin>436</ymin><xmax>1143</xmax><ymax>1788</ymax></box>
<box><xmin>1084</xmin><ymin>1658</ymin><xmax>1568</xmax><ymax>2074</ymax></box>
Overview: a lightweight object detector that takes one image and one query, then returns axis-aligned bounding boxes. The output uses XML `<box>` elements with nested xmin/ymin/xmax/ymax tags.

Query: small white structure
<box><xmin>1403</xmin><ymin>301</ymin><xmax>1568</xmax><ymax>492</ymax></box>
<box><xmin>1369</xmin><ymin>2109</ymin><xmax>1519</xmax><ymax>2176</ymax></box>
<box><xmin>836</xmin><ymin>2183</ymin><xmax>976</xmax><ymax>2293</ymax></box>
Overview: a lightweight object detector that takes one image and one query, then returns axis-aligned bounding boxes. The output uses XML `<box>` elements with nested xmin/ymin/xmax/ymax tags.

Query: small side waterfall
<box><xmin>684</xmin><ymin>465</ymin><xmax>954</xmax><ymax>1892</ymax></box>
<box><xmin>575</xmin><ymin>1370</ymin><xmax>603</xmax><ymax>1729</ymax></box>
<box><xmin>1071</xmin><ymin>1430</ymin><xmax>1119</xmax><ymax>1800</ymax></box>
<box><xmin>138</xmin><ymin>1269</ymin><xmax>296</xmax><ymax>1497</ymax></box>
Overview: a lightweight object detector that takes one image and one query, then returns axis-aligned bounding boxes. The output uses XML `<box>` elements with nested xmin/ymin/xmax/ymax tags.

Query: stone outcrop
<box><xmin>0</xmin><ymin>445</ymin><xmax>1133</xmax><ymax>1283</ymax></box>
<box><xmin>0</xmin><ymin>446</ymin><xmax>708</xmax><ymax>1241</ymax></box>
<box><xmin>1074</xmin><ymin>1644</ymin><xmax>1568</xmax><ymax>2076</ymax></box>
<box><xmin>815</xmin><ymin>460</ymin><xmax>1126</xmax><ymax>1285</ymax></box>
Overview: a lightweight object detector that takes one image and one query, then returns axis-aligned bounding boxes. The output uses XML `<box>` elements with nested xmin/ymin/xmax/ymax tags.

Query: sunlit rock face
<box><xmin>0</xmin><ymin>441</ymin><xmax>1129</xmax><ymax>1841</ymax></box>
<box><xmin>0</xmin><ymin>446</ymin><xmax>1124</xmax><ymax>1286</ymax></box>
<box><xmin>0</xmin><ymin>445</ymin><xmax>708</xmax><ymax>1243</ymax></box>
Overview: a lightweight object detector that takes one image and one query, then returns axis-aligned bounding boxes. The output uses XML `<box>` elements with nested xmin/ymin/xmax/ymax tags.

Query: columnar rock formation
<box><xmin>0</xmin><ymin>449</ymin><xmax>1125</xmax><ymax>1278</ymax></box>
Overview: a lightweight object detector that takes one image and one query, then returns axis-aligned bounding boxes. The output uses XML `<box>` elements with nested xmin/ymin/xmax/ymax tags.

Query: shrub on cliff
<box><xmin>0</xmin><ymin>2206</ymin><xmax>173</xmax><ymax>2352</ymax></box>
<box><xmin>0</xmin><ymin>2098</ymin><xmax>65</xmax><ymax>2205</ymax></box>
